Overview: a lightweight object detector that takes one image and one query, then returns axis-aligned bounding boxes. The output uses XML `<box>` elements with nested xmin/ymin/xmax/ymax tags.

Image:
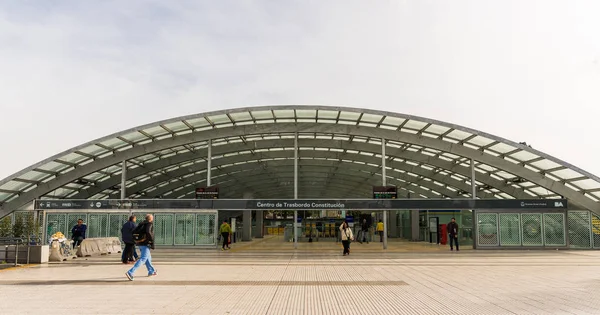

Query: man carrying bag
<box><xmin>125</xmin><ymin>214</ymin><xmax>157</xmax><ymax>281</ymax></box>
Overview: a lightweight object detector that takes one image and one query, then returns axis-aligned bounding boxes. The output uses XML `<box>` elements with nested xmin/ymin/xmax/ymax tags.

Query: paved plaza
<box><xmin>1</xmin><ymin>238</ymin><xmax>600</xmax><ymax>314</ymax></box>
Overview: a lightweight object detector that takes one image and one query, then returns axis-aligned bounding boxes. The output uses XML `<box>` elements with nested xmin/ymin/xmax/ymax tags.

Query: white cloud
<box><xmin>0</xmin><ymin>0</ymin><xmax>599</xmax><ymax>180</ymax></box>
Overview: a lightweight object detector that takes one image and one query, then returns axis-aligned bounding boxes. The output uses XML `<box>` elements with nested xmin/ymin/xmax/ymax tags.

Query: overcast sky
<box><xmin>0</xmin><ymin>0</ymin><xmax>599</xmax><ymax>180</ymax></box>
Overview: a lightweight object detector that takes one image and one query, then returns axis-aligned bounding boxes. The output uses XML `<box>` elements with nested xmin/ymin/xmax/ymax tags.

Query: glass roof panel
<box><xmin>381</xmin><ymin>116</ymin><xmax>405</xmax><ymax>127</ymax></box>
<box><xmin>185</xmin><ymin>117</ymin><xmax>212</xmax><ymax>128</ymax></box>
<box><xmin>0</xmin><ymin>180</ymin><xmax>29</xmax><ymax>191</ymax></box>
<box><xmin>58</xmin><ymin>152</ymin><xmax>89</xmax><ymax>164</ymax></box>
<box><xmin>360</xmin><ymin>113</ymin><xmax>382</xmax><ymax>123</ymax></box>
<box><xmin>18</xmin><ymin>171</ymin><xmax>50</xmax><ymax>182</ymax></box>
<box><xmin>530</xmin><ymin>159</ymin><xmax>562</xmax><ymax>170</ymax></box>
<box><xmin>76</xmin><ymin>145</ymin><xmax>107</xmax><ymax>156</ymax></box>
<box><xmin>296</xmin><ymin>109</ymin><xmax>316</xmax><ymax>118</ymax></box>
<box><xmin>529</xmin><ymin>186</ymin><xmax>550</xmax><ymax>196</ymax></box>
<box><xmin>509</xmin><ymin>150</ymin><xmax>540</xmax><ymax>162</ymax></box>
<box><xmin>141</xmin><ymin>126</ymin><xmax>169</xmax><ymax>137</ymax></box>
<box><xmin>206</xmin><ymin>114</ymin><xmax>231</xmax><ymax>124</ymax></box>
<box><xmin>37</xmin><ymin>161</ymin><xmax>70</xmax><ymax>172</ymax></box>
<box><xmin>229</xmin><ymin>111</ymin><xmax>252</xmax><ymax>122</ymax></box>
<box><xmin>468</xmin><ymin>136</ymin><xmax>495</xmax><ymax>147</ymax></box>
<box><xmin>571</xmin><ymin>179</ymin><xmax>600</xmax><ymax>190</ymax></box>
<box><xmin>317</xmin><ymin>110</ymin><xmax>338</xmax><ymax>119</ymax></box>
<box><xmin>551</xmin><ymin>169</ymin><xmax>583</xmax><ymax>180</ymax></box>
<box><xmin>99</xmin><ymin>138</ymin><xmax>126</xmax><ymax>148</ymax></box>
<box><xmin>251</xmin><ymin>110</ymin><xmax>274</xmax><ymax>119</ymax></box>
<box><xmin>163</xmin><ymin>121</ymin><xmax>190</xmax><ymax>132</ymax></box>
<box><xmin>338</xmin><ymin>111</ymin><xmax>361</xmax><ymax>121</ymax></box>
<box><xmin>495</xmin><ymin>171</ymin><xmax>514</xmax><ymax>179</ymax></box>
<box><xmin>445</xmin><ymin>129</ymin><xmax>472</xmax><ymax>140</ymax></box>
<box><xmin>0</xmin><ymin>192</ymin><xmax>12</xmax><ymax>200</ymax></box>
<box><xmin>272</xmin><ymin>109</ymin><xmax>295</xmax><ymax>119</ymax></box>
<box><xmin>402</xmin><ymin>120</ymin><xmax>428</xmax><ymax>130</ymax></box>
<box><xmin>489</xmin><ymin>143</ymin><xmax>516</xmax><ymax>154</ymax></box>
<box><xmin>424</xmin><ymin>124</ymin><xmax>450</xmax><ymax>135</ymax></box>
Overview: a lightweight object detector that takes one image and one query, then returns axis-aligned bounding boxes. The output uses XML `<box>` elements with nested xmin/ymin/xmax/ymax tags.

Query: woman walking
<box><xmin>339</xmin><ymin>221</ymin><xmax>354</xmax><ymax>256</ymax></box>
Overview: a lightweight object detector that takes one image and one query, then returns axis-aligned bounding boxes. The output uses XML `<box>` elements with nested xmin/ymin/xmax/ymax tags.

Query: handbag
<box><xmin>132</xmin><ymin>223</ymin><xmax>147</xmax><ymax>244</ymax></box>
<box><xmin>344</xmin><ymin>228</ymin><xmax>353</xmax><ymax>242</ymax></box>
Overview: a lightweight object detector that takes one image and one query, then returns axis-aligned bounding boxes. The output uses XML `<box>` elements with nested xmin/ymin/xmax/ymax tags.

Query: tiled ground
<box><xmin>1</xmin><ymin>238</ymin><xmax>600</xmax><ymax>314</ymax></box>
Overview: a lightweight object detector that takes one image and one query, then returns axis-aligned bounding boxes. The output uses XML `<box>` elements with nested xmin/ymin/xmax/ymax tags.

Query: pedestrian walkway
<box><xmin>231</xmin><ymin>235</ymin><xmax>470</xmax><ymax>253</ymax></box>
<box><xmin>1</xmin><ymin>242</ymin><xmax>600</xmax><ymax>314</ymax></box>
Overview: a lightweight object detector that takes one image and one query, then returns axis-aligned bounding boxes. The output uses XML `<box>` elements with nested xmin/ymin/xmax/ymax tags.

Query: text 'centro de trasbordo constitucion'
<box><xmin>255</xmin><ymin>202</ymin><xmax>345</xmax><ymax>209</ymax></box>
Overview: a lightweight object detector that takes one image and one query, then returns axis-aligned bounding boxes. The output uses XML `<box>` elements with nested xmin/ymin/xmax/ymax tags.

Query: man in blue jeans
<box><xmin>125</xmin><ymin>214</ymin><xmax>156</xmax><ymax>281</ymax></box>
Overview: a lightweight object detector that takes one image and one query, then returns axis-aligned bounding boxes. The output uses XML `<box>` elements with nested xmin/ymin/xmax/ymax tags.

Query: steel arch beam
<box><xmin>85</xmin><ymin>139</ymin><xmax>514</xmax><ymax>200</ymax></box>
<box><xmin>4</xmin><ymin>104</ymin><xmax>596</xmax><ymax>195</ymax></box>
<box><xmin>178</xmin><ymin>178</ymin><xmax>415</xmax><ymax>200</ymax></box>
<box><xmin>2</xmin><ymin>123</ymin><xmax>596</xmax><ymax>215</ymax></box>
<box><xmin>151</xmin><ymin>163</ymin><xmax>469</xmax><ymax>200</ymax></box>
<box><xmin>158</xmin><ymin>169</ymin><xmax>440</xmax><ymax>200</ymax></box>
<box><xmin>115</xmin><ymin>156</ymin><xmax>491</xmax><ymax>200</ymax></box>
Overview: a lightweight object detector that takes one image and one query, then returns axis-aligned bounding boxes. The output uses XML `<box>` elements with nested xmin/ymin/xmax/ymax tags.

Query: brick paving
<box><xmin>1</xmin><ymin>238</ymin><xmax>600</xmax><ymax>314</ymax></box>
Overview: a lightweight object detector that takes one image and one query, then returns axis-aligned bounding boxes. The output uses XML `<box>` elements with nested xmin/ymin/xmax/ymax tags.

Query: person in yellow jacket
<box><xmin>219</xmin><ymin>220</ymin><xmax>232</xmax><ymax>250</ymax></box>
<box><xmin>376</xmin><ymin>220</ymin><xmax>384</xmax><ymax>242</ymax></box>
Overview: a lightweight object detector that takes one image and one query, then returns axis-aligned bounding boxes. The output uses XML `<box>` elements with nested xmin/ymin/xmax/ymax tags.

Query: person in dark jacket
<box><xmin>71</xmin><ymin>219</ymin><xmax>87</xmax><ymax>249</ymax></box>
<box><xmin>448</xmin><ymin>218</ymin><xmax>459</xmax><ymax>251</ymax></box>
<box><xmin>125</xmin><ymin>214</ymin><xmax>156</xmax><ymax>281</ymax></box>
<box><xmin>359</xmin><ymin>219</ymin><xmax>369</xmax><ymax>244</ymax></box>
<box><xmin>120</xmin><ymin>215</ymin><xmax>138</xmax><ymax>264</ymax></box>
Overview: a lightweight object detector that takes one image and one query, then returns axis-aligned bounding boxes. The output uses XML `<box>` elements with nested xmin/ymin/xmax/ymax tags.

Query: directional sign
<box><xmin>34</xmin><ymin>198</ymin><xmax>568</xmax><ymax>210</ymax></box>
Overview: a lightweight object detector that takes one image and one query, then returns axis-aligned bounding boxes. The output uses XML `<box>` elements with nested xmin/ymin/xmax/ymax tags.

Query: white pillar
<box><xmin>207</xmin><ymin>139</ymin><xmax>212</xmax><ymax>187</ymax></box>
<box><xmin>382</xmin><ymin>138</ymin><xmax>388</xmax><ymax>249</ymax></box>
<box><xmin>120</xmin><ymin>161</ymin><xmax>127</xmax><ymax>200</ymax></box>
<box><xmin>242</xmin><ymin>192</ymin><xmax>253</xmax><ymax>242</ymax></box>
<box><xmin>471</xmin><ymin>158</ymin><xmax>477</xmax><ymax>249</ymax></box>
<box><xmin>293</xmin><ymin>132</ymin><xmax>298</xmax><ymax>249</ymax></box>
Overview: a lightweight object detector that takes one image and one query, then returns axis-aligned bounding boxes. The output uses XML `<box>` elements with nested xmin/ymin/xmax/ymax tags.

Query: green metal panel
<box><xmin>195</xmin><ymin>213</ymin><xmax>216</xmax><ymax>245</ymax></box>
<box><xmin>543</xmin><ymin>213</ymin><xmax>566</xmax><ymax>246</ymax></box>
<box><xmin>568</xmin><ymin>211</ymin><xmax>592</xmax><ymax>249</ymax></box>
<box><xmin>88</xmin><ymin>214</ymin><xmax>109</xmax><ymax>238</ymax></box>
<box><xmin>477</xmin><ymin>213</ymin><xmax>498</xmax><ymax>246</ymax></box>
<box><xmin>521</xmin><ymin>213</ymin><xmax>543</xmax><ymax>246</ymax></box>
<box><xmin>154</xmin><ymin>214</ymin><xmax>174</xmax><ymax>245</ymax></box>
<box><xmin>175</xmin><ymin>213</ymin><xmax>195</xmax><ymax>245</ymax></box>
<box><xmin>499</xmin><ymin>213</ymin><xmax>521</xmax><ymax>246</ymax></box>
<box><xmin>46</xmin><ymin>213</ymin><xmax>67</xmax><ymax>241</ymax></box>
<box><xmin>108</xmin><ymin>214</ymin><xmax>129</xmax><ymax>238</ymax></box>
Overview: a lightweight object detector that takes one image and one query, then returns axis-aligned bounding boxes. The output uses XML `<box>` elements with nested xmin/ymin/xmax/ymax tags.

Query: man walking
<box><xmin>360</xmin><ymin>219</ymin><xmax>369</xmax><ymax>244</ymax></box>
<box><xmin>219</xmin><ymin>220</ymin><xmax>232</xmax><ymax>250</ymax></box>
<box><xmin>448</xmin><ymin>217</ymin><xmax>459</xmax><ymax>251</ymax></box>
<box><xmin>71</xmin><ymin>218</ymin><xmax>87</xmax><ymax>249</ymax></box>
<box><xmin>121</xmin><ymin>215</ymin><xmax>138</xmax><ymax>264</ymax></box>
<box><xmin>125</xmin><ymin>214</ymin><xmax>156</xmax><ymax>281</ymax></box>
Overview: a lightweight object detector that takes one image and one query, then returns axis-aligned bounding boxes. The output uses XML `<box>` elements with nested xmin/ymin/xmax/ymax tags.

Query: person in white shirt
<box><xmin>339</xmin><ymin>221</ymin><xmax>354</xmax><ymax>256</ymax></box>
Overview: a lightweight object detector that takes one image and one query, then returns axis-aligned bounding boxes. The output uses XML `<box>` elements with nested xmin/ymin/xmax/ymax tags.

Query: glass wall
<box><xmin>43</xmin><ymin>210</ymin><xmax>217</xmax><ymax>246</ymax></box>
<box><xmin>477</xmin><ymin>211</ymin><xmax>567</xmax><ymax>248</ymax></box>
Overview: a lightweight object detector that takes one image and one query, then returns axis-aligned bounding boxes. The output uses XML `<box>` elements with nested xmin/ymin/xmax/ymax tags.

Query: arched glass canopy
<box><xmin>1</xmin><ymin>105</ymin><xmax>599</xmax><ymax>218</ymax></box>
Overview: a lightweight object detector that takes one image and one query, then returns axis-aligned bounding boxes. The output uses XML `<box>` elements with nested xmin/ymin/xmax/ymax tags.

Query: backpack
<box><xmin>132</xmin><ymin>222</ymin><xmax>146</xmax><ymax>244</ymax></box>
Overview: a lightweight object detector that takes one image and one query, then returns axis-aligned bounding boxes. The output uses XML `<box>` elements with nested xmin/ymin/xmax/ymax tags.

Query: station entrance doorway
<box><xmin>31</xmin><ymin>198</ymin><xmax>586</xmax><ymax>250</ymax></box>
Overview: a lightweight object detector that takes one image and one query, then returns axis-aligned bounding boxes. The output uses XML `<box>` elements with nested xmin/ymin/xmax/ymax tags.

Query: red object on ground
<box><xmin>439</xmin><ymin>224</ymin><xmax>448</xmax><ymax>245</ymax></box>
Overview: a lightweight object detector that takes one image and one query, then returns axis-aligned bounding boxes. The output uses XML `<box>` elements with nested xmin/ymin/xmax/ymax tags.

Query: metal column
<box><xmin>293</xmin><ymin>132</ymin><xmax>298</xmax><ymax>249</ymax></box>
<box><xmin>207</xmin><ymin>139</ymin><xmax>212</xmax><ymax>187</ymax></box>
<box><xmin>382</xmin><ymin>138</ymin><xmax>388</xmax><ymax>250</ymax></box>
<box><xmin>120</xmin><ymin>161</ymin><xmax>127</xmax><ymax>200</ymax></box>
<box><xmin>471</xmin><ymin>158</ymin><xmax>477</xmax><ymax>249</ymax></box>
